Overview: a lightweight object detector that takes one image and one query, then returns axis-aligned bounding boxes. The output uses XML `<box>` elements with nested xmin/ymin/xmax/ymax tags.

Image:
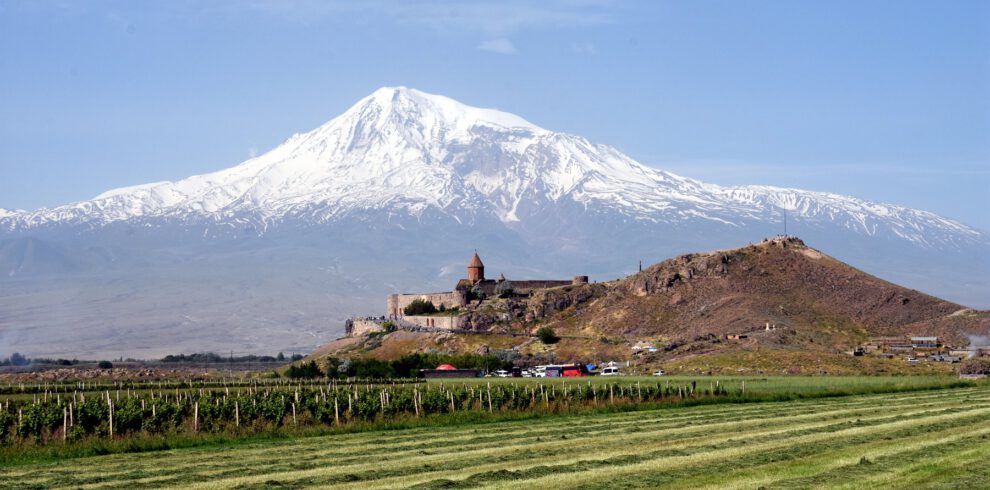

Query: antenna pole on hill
<box><xmin>783</xmin><ymin>209</ymin><xmax>787</xmax><ymax>237</ymax></box>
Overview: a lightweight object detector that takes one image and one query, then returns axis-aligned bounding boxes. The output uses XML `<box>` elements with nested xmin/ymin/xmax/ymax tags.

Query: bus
<box><xmin>545</xmin><ymin>364</ymin><xmax>591</xmax><ymax>377</ymax></box>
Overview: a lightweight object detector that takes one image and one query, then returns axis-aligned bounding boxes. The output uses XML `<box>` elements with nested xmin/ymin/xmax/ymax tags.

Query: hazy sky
<box><xmin>2</xmin><ymin>0</ymin><xmax>988</xmax><ymax>229</ymax></box>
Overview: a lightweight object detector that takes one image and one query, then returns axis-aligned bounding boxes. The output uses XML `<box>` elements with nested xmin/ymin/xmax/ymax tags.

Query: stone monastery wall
<box><xmin>387</xmin><ymin>291</ymin><xmax>465</xmax><ymax>318</ymax></box>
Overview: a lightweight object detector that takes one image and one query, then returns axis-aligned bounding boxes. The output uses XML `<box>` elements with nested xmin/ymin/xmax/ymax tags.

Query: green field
<box><xmin>428</xmin><ymin>374</ymin><xmax>966</xmax><ymax>394</ymax></box>
<box><xmin>2</xmin><ymin>383</ymin><xmax>988</xmax><ymax>489</ymax></box>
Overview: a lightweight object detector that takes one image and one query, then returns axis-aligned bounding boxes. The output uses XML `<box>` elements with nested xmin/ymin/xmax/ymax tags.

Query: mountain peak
<box><xmin>342</xmin><ymin>86</ymin><xmax>544</xmax><ymax>136</ymax></box>
<box><xmin>1</xmin><ymin>88</ymin><xmax>985</xmax><ymax>258</ymax></box>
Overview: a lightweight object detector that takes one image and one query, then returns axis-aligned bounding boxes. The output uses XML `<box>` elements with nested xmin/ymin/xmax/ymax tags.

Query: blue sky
<box><xmin>1</xmin><ymin>0</ymin><xmax>988</xmax><ymax>229</ymax></box>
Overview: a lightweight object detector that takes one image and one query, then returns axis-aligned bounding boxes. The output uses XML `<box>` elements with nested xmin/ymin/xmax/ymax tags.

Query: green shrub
<box><xmin>286</xmin><ymin>361</ymin><xmax>323</xmax><ymax>379</ymax></box>
<box><xmin>404</xmin><ymin>299</ymin><xmax>438</xmax><ymax>316</ymax></box>
<box><xmin>97</xmin><ymin>360</ymin><xmax>113</xmax><ymax>370</ymax></box>
<box><xmin>536</xmin><ymin>327</ymin><xmax>560</xmax><ymax>344</ymax></box>
<box><xmin>470</xmin><ymin>283</ymin><xmax>486</xmax><ymax>301</ymax></box>
<box><xmin>495</xmin><ymin>280</ymin><xmax>515</xmax><ymax>298</ymax></box>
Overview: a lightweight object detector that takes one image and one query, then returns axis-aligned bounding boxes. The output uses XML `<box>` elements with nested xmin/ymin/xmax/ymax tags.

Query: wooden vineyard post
<box><xmin>235</xmin><ymin>401</ymin><xmax>240</xmax><ymax>428</ymax></box>
<box><xmin>108</xmin><ymin>399</ymin><xmax>114</xmax><ymax>438</ymax></box>
<box><xmin>194</xmin><ymin>402</ymin><xmax>199</xmax><ymax>432</ymax></box>
<box><xmin>414</xmin><ymin>388</ymin><xmax>420</xmax><ymax>417</ymax></box>
<box><xmin>63</xmin><ymin>407</ymin><xmax>68</xmax><ymax>442</ymax></box>
<box><xmin>487</xmin><ymin>386</ymin><xmax>493</xmax><ymax>413</ymax></box>
<box><xmin>292</xmin><ymin>403</ymin><xmax>297</xmax><ymax>426</ymax></box>
<box><xmin>334</xmin><ymin>396</ymin><xmax>340</xmax><ymax>426</ymax></box>
<box><xmin>742</xmin><ymin>381</ymin><xmax>745</xmax><ymax>395</ymax></box>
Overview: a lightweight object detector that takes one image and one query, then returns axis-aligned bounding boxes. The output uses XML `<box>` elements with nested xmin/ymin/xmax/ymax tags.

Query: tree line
<box><xmin>286</xmin><ymin>353</ymin><xmax>514</xmax><ymax>379</ymax></box>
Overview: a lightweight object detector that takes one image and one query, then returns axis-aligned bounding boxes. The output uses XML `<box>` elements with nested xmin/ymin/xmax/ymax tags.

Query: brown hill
<box><xmin>536</xmin><ymin>236</ymin><xmax>979</xmax><ymax>346</ymax></box>
<box><xmin>315</xmin><ymin>237</ymin><xmax>988</xmax><ymax>374</ymax></box>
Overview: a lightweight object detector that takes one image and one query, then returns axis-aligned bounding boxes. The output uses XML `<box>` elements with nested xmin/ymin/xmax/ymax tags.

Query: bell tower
<box><xmin>467</xmin><ymin>252</ymin><xmax>485</xmax><ymax>283</ymax></box>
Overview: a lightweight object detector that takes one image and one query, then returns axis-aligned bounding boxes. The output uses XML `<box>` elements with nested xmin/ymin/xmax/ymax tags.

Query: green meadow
<box><xmin>0</xmin><ymin>378</ymin><xmax>987</xmax><ymax>488</ymax></box>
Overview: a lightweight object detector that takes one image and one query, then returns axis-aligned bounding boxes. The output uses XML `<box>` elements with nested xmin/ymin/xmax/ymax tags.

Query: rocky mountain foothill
<box><xmin>321</xmin><ymin>237</ymin><xmax>989</xmax><ymax>375</ymax></box>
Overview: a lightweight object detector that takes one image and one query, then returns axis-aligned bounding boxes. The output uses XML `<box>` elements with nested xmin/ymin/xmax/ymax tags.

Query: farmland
<box><xmin>1</xmin><ymin>382</ymin><xmax>988</xmax><ymax>488</ymax></box>
<box><xmin>0</xmin><ymin>375</ymin><xmax>973</xmax><ymax>453</ymax></box>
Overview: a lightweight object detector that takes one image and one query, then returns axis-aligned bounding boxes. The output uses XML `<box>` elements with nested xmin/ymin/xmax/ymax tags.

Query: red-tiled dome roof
<box><xmin>436</xmin><ymin>364</ymin><xmax>457</xmax><ymax>370</ymax></box>
<box><xmin>468</xmin><ymin>253</ymin><xmax>484</xmax><ymax>268</ymax></box>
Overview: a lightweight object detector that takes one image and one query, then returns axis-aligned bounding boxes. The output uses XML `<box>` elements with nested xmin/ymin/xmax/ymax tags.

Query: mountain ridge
<box><xmin>2</xmin><ymin>87</ymin><xmax>984</xmax><ymax>250</ymax></box>
<box><xmin>0</xmin><ymin>87</ymin><xmax>987</xmax><ymax>359</ymax></box>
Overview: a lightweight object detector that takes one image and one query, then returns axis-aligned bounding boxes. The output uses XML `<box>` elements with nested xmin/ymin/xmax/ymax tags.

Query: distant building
<box><xmin>910</xmin><ymin>337</ymin><xmax>939</xmax><ymax>349</ymax></box>
<box><xmin>385</xmin><ymin>252</ymin><xmax>587</xmax><ymax>322</ymax></box>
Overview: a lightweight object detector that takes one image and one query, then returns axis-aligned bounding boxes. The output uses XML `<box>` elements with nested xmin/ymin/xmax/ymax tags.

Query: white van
<box><xmin>601</xmin><ymin>366</ymin><xmax>621</xmax><ymax>376</ymax></box>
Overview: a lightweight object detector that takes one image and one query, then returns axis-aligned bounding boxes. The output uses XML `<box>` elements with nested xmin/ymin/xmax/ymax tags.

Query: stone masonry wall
<box><xmin>402</xmin><ymin>315</ymin><xmax>462</xmax><ymax>330</ymax></box>
<box><xmin>387</xmin><ymin>291</ymin><xmax>466</xmax><ymax>318</ymax></box>
<box><xmin>346</xmin><ymin>319</ymin><xmax>385</xmax><ymax>337</ymax></box>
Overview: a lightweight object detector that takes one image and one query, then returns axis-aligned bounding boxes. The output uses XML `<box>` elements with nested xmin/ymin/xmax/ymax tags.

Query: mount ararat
<box><xmin>1</xmin><ymin>87</ymin><xmax>987</xmax><ymax>358</ymax></box>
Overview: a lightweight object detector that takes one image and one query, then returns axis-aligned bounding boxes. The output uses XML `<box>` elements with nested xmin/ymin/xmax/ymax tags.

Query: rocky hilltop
<box><xmin>534</xmin><ymin>237</ymin><xmax>982</xmax><ymax>345</ymax></box>
<box><xmin>321</xmin><ymin>237</ymin><xmax>989</xmax><ymax>374</ymax></box>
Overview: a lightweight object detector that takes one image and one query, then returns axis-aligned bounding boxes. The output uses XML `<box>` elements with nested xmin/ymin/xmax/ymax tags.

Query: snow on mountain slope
<box><xmin>1</xmin><ymin>87</ymin><xmax>985</xmax><ymax>249</ymax></box>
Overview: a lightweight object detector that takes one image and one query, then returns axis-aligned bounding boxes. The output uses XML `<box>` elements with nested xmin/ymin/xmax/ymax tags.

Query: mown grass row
<box><xmin>0</xmin><ymin>385</ymin><xmax>987</xmax><ymax>489</ymax></box>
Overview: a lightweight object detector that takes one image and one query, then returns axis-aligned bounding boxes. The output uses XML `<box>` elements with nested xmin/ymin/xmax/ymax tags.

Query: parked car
<box><xmin>652</xmin><ymin>370</ymin><xmax>667</xmax><ymax>376</ymax></box>
<box><xmin>601</xmin><ymin>366</ymin><xmax>621</xmax><ymax>376</ymax></box>
<box><xmin>494</xmin><ymin>369</ymin><xmax>510</xmax><ymax>377</ymax></box>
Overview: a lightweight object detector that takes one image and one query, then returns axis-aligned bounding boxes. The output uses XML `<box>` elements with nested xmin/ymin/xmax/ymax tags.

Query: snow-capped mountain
<box><xmin>1</xmin><ymin>87</ymin><xmax>987</xmax><ymax>358</ymax></box>
<box><xmin>2</xmin><ymin>87</ymin><xmax>982</xmax><ymax>248</ymax></box>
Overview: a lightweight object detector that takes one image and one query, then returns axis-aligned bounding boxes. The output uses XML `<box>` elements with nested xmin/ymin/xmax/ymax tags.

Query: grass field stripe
<box><xmin>154</xmin><ymin>390</ymin><xmax>990</xmax><ymax>467</ymax></box>
<box><xmin>823</xmin><ymin>439</ymin><xmax>990</xmax><ymax>489</ymax></box>
<box><xmin>97</xmin><ymin>400</ymin><xmax>988</xmax><ymax>484</ymax></box>
<box><xmin>664</xmin><ymin>420</ymin><xmax>990</xmax><ymax>489</ymax></box>
<box><xmin>166</xmin><ymin>403</ymin><xmax>990</xmax><ymax>489</ymax></box>
<box><xmin>428</xmin><ymin>412</ymin><xmax>990</xmax><ymax>488</ymax></box>
<box><xmin>479</xmin><ymin>405</ymin><xmax>990</xmax><ymax>490</ymax></box>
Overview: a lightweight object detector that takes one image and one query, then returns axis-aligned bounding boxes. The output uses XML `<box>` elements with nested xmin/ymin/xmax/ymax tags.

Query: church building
<box><xmin>386</xmin><ymin>252</ymin><xmax>587</xmax><ymax>320</ymax></box>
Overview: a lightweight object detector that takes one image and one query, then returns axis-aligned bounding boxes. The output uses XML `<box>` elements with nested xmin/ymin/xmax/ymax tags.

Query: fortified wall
<box><xmin>402</xmin><ymin>315</ymin><xmax>462</xmax><ymax>329</ymax></box>
<box><xmin>344</xmin><ymin>318</ymin><xmax>386</xmax><ymax>336</ymax></box>
<box><xmin>387</xmin><ymin>291</ymin><xmax>466</xmax><ymax>319</ymax></box>
<box><xmin>376</xmin><ymin>253</ymin><xmax>586</xmax><ymax>333</ymax></box>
